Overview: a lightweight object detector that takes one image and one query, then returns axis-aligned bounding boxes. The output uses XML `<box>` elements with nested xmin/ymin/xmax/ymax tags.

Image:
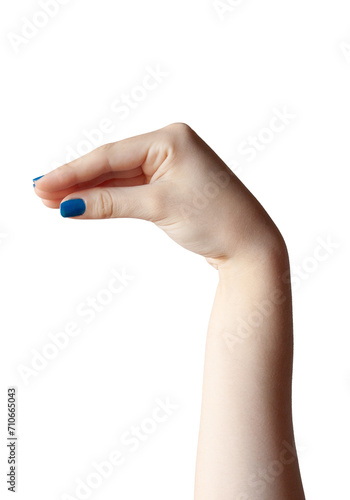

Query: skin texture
<box><xmin>34</xmin><ymin>123</ymin><xmax>306</xmax><ymax>499</ymax></box>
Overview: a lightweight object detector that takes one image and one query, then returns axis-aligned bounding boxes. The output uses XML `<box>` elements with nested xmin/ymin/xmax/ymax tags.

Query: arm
<box><xmin>195</xmin><ymin>239</ymin><xmax>305</xmax><ymax>499</ymax></box>
<box><xmin>33</xmin><ymin>122</ymin><xmax>306</xmax><ymax>499</ymax></box>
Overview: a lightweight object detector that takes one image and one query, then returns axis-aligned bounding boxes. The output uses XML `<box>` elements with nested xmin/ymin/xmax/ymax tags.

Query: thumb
<box><xmin>59</xmin><ymin>184</ymin><xmax>166</xmax><ymax>222</ymax></box>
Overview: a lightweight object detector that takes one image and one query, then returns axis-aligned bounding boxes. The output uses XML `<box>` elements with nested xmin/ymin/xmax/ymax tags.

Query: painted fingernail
<box><xmin>60</xmin><ymin>199</ymin><xmax>86</xmax><ymax>218</ymax></box>
<box><xmin>33</xmin><ymin>175</ymin><xmax>44</xmax><ymax>187</ymax></box>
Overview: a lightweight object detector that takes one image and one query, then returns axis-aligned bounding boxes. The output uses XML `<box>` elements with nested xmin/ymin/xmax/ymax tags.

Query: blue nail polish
<box><xmin>60</xmin><ymin>199</ymin><xmax>86</xmax><ymax>218</ymax></box>
<box><xmin>33</xmin><ymin>175</ymin><xmax>44</xmax><ymax>187</ymax></box>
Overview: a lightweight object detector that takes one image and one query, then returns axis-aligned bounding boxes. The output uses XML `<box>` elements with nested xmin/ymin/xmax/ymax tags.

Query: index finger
<box><xmin>34</xmin><ymin>131</ymin><xmax>154</xmax><ymax>193</ymax></box>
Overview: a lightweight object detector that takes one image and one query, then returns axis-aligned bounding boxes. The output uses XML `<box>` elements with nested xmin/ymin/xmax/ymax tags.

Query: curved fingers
<box><xmin>34</xmin><ymin>131</ymin><xmax>157</xmax><ymax>194</ymax></box>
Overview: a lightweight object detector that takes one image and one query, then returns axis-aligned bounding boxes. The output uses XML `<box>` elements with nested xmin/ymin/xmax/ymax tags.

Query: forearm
<box><xmin>194</xmin><ymin>238</ymin><xmax>306</xmax><ymax>500</ymax></box>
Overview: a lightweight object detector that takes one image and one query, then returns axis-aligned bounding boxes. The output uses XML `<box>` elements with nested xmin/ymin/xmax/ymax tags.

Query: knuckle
<box><xmin>96</xmin><ymin>189</ymin><xmax>115</xmax><ymax>218</ymax></box>
<box><xmin>161</xmin><ymin>123</ymin><xmax>196</xmax><ymax>155</ymax></box>
<box><xmin>165</xmin><ymin>122</ymin><xmax>193</xmax><ymax>138</ymax></box>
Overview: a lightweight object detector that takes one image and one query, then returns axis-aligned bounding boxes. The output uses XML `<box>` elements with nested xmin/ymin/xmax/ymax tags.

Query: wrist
<box><xmin>210</xmin><ymin>233</ymin><xmax>293</xmax><ymax>348</ymax></box>
<box><xmin>216</xmin><ymin>230</ymin><xmax>290</xmax><ymax>286</ymax></box>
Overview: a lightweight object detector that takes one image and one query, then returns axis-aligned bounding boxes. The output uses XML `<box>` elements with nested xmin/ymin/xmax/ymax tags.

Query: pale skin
<box><xmin>34</xmin><ymin>123</ymin><xmax>306</xmax><ymax>499</ymax></box>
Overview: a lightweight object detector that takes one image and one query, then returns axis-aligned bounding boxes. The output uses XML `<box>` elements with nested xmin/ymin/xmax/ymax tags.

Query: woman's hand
<box><xmin>34</xmin><ymin>123</ymin><xmax>282</xmax><ymax>269</ymax></box>
<box><xmin>34</xmin><ymin>122</ymin><xmax>305</xmax><ymax>499</ymax></box>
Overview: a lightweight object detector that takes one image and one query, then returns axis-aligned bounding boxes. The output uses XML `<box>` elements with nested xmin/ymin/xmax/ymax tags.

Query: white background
<box><xmin>1</xmin><ymin>0</ymin><xmax>349</xmax><ymax>498</ymax></box>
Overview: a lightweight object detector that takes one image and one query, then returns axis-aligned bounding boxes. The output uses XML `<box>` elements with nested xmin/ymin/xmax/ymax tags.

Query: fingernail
<box><xmin>33</xmin><ymin>175</ymin><xmax>44</xmax><ymax>187</ymax></box>
<box><xmin>60</xmin><ymin>199</ymin><xmax>86</xmax><ymax>218</ymax></box>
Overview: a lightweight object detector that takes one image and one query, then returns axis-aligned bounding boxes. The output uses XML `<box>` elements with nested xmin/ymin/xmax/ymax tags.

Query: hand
<box><xmin>34</xmin><ymin>123</ymin><xmax>282</xmax><ymax>268</ymax></box>
<box><xmin>34</xmin><ymin>122</ymin><xmax>305</xmax><ymax>500</ymax></box>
